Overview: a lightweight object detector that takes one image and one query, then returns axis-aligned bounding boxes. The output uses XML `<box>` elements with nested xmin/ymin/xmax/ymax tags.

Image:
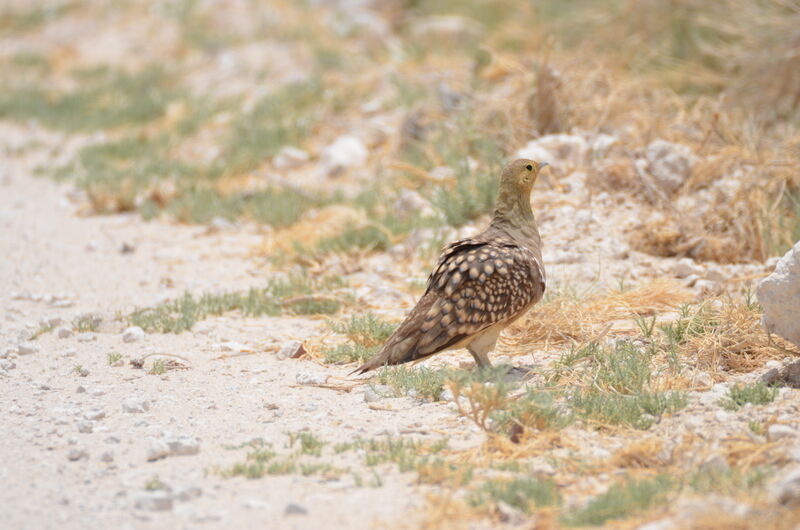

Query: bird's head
<box><xmin>499</xmin><ymin>158</ymin><xmax>549</xmax><ymax>196</ymax></box>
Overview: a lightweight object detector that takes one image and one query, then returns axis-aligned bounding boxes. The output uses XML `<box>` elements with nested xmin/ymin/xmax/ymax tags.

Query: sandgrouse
<box><xmin>355</xmin><ymin>159</ymin><xmax>548</xmax><ymax>374</ymax></box>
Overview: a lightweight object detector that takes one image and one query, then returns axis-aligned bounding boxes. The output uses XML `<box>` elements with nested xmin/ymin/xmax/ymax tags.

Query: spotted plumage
<box><xmin>354</xmin><ymin>159</ymin><xmax>548</xmax><ymax>374</ymax></box>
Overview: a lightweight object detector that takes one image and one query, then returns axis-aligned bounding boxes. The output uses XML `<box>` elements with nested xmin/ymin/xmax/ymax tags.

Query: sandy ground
<box><xmin>0</xmin><ymin>159</ymin><xmax>494</xmax><ymax>529</ymax></box>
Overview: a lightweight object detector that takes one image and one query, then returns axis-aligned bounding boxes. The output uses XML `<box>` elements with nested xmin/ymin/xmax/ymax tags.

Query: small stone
<box><xmin>77</xmin><ymin>421</ymin><xmax>94</xmax><ymax>434</ymax></box>
<box><xmin>364</xmin><ymin>384</ymin><xmax>391</xmax><ymax>403</ymax></box>
<box><xmin>17</xmin><ymin>342</ymin><xmax>38</xmax><ymax>355</ymax></box>
<box><xmin>100</xmin><ymin>451</ymin><xmax>114</xmax><ymax>463</ymax></box>
<box><xmin>62</xmin><ymin>348</ymin><xmax>77</xmax><ymax>358</ymax></box>
<box><xmin>123</xmin><ymin>397</ymin><xmax>150</xmax><ymax>414</ymax></box>
<box><xmin>273</xmin><ymin>146</ymin><xmax>309</xmax><ymax>170</ymax></box>
<box><xmin>495</xmin><ymin>500</ymin><xmax>525</xmax><ymax>525</ymax></box>
<box><xmin>219</xmin><ymin>341</ymin><xmax>249</xmax><ymax>353</ymax></box>
<box><xmin>175</xmin><ymin>487</ymin><xmax>202</xmax><ymax>502</ymax></box>
<box><xmin>757</xmin><ymin>241</ymin><xmax>800</xmax><ymax>348</ymax></box>
<box><xmin>319</xmin><ymin>135</ymin><xmax>368</xmax><ymax>177</ymax></box>
<box><xmin>0</xmin><ymin>360</ymin><xmax>15</xmax><ymax>371</ymax></box>
<box><xmin>673</xmin><ymin>258</ymin><xmax>701</xmax><ymax>279</ymax></box>
<box><xmin>146</xmin><ymin>439</ymin><xmax>171</xmax><ymax>461</ymax></box>
<box><xmin>135</xmin><ymin>492</ymin><xmax>173</xmax><ymax>512</ymax></box>
<box><xmin>122</xmin><ymin>326</ymin><xmax>145</xmax><ymax>343</ymax></box>
<box><xmin>284</xmin><ymin>503</ymin><xmax>308</xmax><ymax>516</ymax></box>
<box><xmin>439</xmin><ymin>388</ymin><xmax>455</xmax><ymax>402</ymax></box>
<box><xmin>768</xmin><ymin>424</ymin><xmax>797</xmax><ymax>440</ymax></box>
<box><xmin>67</xmin><ymin>448</ymin><xmax>88</xmax><ymax>461</ymax></box>
<box><xmin>700</xmin><ymin>454</ymin><xmax>729</xmax><ymax>474</ymax></box>
<box><xmin>761</xmin><ymin>359</ymin><xmax>800</xmax><ymax>389</ymax></box>
<box><xmin>645</xmin><ymin>139</ymin><xmax>696</xmax><ymax>194</ymax></box>
<box><xmin>295</xmin><ymin>371</ymin><xmax>329</xmax><ymax>386</ymax></box>
<box><xmin>105</xmin><ymin>435</ymin><xmax>121</xmax><ymax>444</ymax></box>
<box><xmin>773</xmin><ymin>467</ymin><xmax>800</xmax><ymax>507</ymax></box>
<box><xmin>164</xmin><ymin>434</ymin><xmax>201</xmax><ymax>456</ymax></box>
<box><xmin>276</xmin><ymin>341</ymin><xmax>305</xmax><ymax>360</ymax></box>
<box><xmin>76</xmin><ymin>385</ymin><xmax>86</xmax><ymax>393</ymax></box>
<box><xmin>57</xmin><ymin>327</ymin><xmax>73</xmax><ymax>338</ymax></box>
<box><xmin>83</xmin><ymin>408</ymin><xmax>106</xmax><ymax>421</ymax></box>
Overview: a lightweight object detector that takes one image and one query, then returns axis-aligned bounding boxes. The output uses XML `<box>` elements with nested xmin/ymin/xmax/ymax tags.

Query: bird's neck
<box><xmin>491</xmin><ymin>190</ymin><xmax>541</xmax><ymax>249</ymax></box>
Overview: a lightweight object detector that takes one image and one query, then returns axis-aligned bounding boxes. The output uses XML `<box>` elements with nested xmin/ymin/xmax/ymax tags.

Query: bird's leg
<box><xmin>467</xmin><ymin>346</ymin><xmax>493</xmax><ymax>370</ymax></box>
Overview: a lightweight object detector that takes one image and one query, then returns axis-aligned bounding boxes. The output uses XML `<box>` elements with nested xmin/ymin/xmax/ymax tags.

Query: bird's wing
<box><xmin>354</xmin><ymin>238</ymin><xmax>545</xmax><ymax>373</ymax></box>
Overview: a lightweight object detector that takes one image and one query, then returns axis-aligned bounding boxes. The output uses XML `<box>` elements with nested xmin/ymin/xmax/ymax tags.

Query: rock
<box><xmin>284</xmin><ymin>503</ymin><xmax>308</xmax><ymax>516</ymax></box>
<box><xmin>100</xmin><ymin>451</ymin><xmax>114</xmax><ymax>463</ymax></box>
<box><xmin>17</xmin><ymin>342</ymin><xmax>38</xmax><ymax>355</ymax></box>
<box><xmin>516</xmin><ymin>134</ymin><xmax>588</xmax><ymax>165</ymax></box>
<box><xmin>164</xmin><ymin>434</ymin><xmax>201</xmax><ymax>456</ymax></box>
<box><xmin>122</xmin><ymin>326</ymin><xmax>145</xmax><ymax>343</ymax></box>
<box><xmin>757</xmin><ymin>241</ymin><xmax>800</xmax><ymax>348</ymax></box>
<box><xmin>175</xmin><ymin>486</ymin><xmax>202</xmax><ymax>502</ymax></box>
<box><xmin>394</xmin><ymin>189</ymin><xmax>434</xmax><ymax>217</ymax></box>
<box><xmin>638</xmin><ymin>519</ymin><xmax>677</xmax><ymax>530</ymax></box>
<box><xmin>590</xmin><ymin>134</ymin><xmax>618</xmax><ymax>157</ymax></box>
<box><xmin>409</xmin><ymin>15</ymin><xmax>482</xmax><ymax>44</ymax></box>
<box><xmin>761</xmin><ymin>359</ymin><xmax>800</xmax><ymax>389</ymax></box>
<box><xmin>123</xmin><ymin>397</ymin><xmax>150</xmax><ymax>414</ymax></box>
<box><xmin>768</xmin><ymin>424</ymin><xmax>797</xmax><ymax>440</ymax></box>
<box><xmin>364</xmin><ymin>384</ymin><xmax>391</xmax><ymax>403</ymax></box>
<box><xmin>320</xmin><ymin>135</ymin><xmax>368</xmax><ymax>176</ymax></box>
<box><xmin>672</xmin><ymin>258</ymin><xmax>702</xmax><ymax>279</ymax></box>
<box><xmin>296</xmin><ymin>371</ymin><xmax>329</xmax><ymax>386</ymax></box>
<box><xmin>439</xmin><ymin>388</ymin><xmax>455</xmax><ymax>402</ymax></box>
<box><xmin>83</xmin><ymin>408</ymin><xmax>106</xmax><ymax>421</ymax></box>
<box><xmin>276</xmin><ymin>341</ymin><xmax>305</xmax><ymax>360</ymax></box>
<box><xmin>57</xmin><ymin>327</ymin><xmax>73</xmax><ymax>338</ymax></box>
<box><xmin>77</xmin><ymin>421</ymin><xmax>94</xmax><ymax>434</ymax></box>
<box><xmin>495</xmin><ymin>500</ymin><xmax>525</xmax><ymax>524</ymax></box>
<box><xmin>700</xmin><ymin>454</ymin><xmax>729</xmax><ymax>474</ymax></box>
<box><xmin>67</xmin><ymin>448</ymin><xmax>88</xmax><ymax>461</ymax></box>
<box><xmin>273</xmin><ymin>146</ymin><xmax>309</xmax><ymax>170</ymax></box>
<box><xmin>146</xmin><ymin>439</ymin><xmax>171</xmax><ymax>462</ymax></box>
<box><xmin>219</xmin><ymin>341</ymin><xmax>250</xmax><ymax>353</ymax></box>
<box><xmin>645</xmin><ymin>140</ymin><xmax>696</xmax><ymax>193</ymax></box>
<box><xmin>135</xmin><ymin>492</ymin><xmax>173</xmax><ymax>512</ymax></box>
<box><xmin>772</xmin><ymin>467</ymin><xmax>800</xmax><ymax>507</ymax></box>
<box><xmin>0</xmin><ymin>360</ymin><xmax>15</xmax><ymax>371</ymax></box>
<box><xmin>543</xmin><ymin>250</ymin><xmax>585</xmax><ymax>264</ymax></box>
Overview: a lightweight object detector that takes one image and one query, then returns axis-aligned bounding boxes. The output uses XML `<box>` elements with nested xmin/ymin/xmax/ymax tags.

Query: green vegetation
<box><xmin>720</xmin><ymin>382</ymin><xmax>778</xmax><ymax>411</ymax></box>
<box><xmin>469</xmin><ymin>476</ymin><xmax>561</xmax><ymax>514</ymax></box>
<box><xmin>144</xmin><ymin>476</ymin><xmax>167</xmax><ymax>491</ymax></box>
<box><xmin>377</xmin><ymin>366</ymin><xmax>449</xmax><ymax>401</ymax></box>
<box><xmin>149</xmin><ymin>359</ymin><xmax>168</xmax><ymax>375</ymax></box>
<box><xmin>286</xmin><ymin>431</ymin><xmax>326</xmax><ymax>457</ymax></box>
<box><xmin>106</xmin><ymin>352</ymin><xmax>123</xmax><ymax>366</ymax></box>
<box><xmin>129</xmin><ymin>273</ymin><xmax>345</xmax><ymax>333</ymax></box>
<box><xmin>562</xmin><ymin>475</ymin><xmax>674</xmax><ymax>527</ymax></box>
<box><xmin>72</xmin><ymin>313</ymin><xmax>100</xmax><ymax>332</ymax></box>
<box><xmin>324</xmin><ymin>312</ymin><xmax>397</xmax><ymax>364</ymax></box>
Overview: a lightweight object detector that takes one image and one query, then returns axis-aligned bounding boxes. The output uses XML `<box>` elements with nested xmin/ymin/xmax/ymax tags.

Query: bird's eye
<box><xmin>526</xmin><ymin>164</ymin><xmax>533</xmax><ymax>171</ymax></box>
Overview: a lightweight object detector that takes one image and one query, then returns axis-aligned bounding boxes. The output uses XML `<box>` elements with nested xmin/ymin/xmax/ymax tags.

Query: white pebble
<box><xmin>122</xmin><ymin>326</ymin><xmax>145</xmax><ymax>343</ymax></box>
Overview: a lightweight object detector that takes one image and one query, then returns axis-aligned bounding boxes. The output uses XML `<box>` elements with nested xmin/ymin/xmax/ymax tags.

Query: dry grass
<box><xmin>503</xmin><ymin>279</ymin><xmax>692</xmax><ymax>351</ymax></box>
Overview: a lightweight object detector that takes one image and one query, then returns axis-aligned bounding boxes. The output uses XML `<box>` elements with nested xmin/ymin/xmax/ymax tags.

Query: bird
<box><xmin>354</xmin><ymin>158</ymin><xmax>548</xmax><ymax>374</ymax></box>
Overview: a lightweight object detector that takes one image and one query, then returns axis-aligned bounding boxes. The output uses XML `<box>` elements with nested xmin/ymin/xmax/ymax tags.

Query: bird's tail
<box><xmin>350</xmin><ymin>333</ymin><xmax>419</xmax><ymax>375</ymax></box>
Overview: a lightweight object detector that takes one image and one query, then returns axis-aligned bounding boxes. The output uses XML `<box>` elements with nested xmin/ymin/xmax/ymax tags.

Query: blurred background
<box><xmin>1</xmin><ymin>0</ymin><xmax>798</xmax><ymax>264</ymax></box>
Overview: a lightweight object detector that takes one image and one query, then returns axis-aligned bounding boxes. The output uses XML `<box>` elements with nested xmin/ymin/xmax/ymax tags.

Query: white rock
<box><xmin>364</xmin><ymin>384</ymin><xmax>391</xmax><ymax>403</ymax></box>
<box><xmin>591</xmin><ymin>133</ymin><xmax>618</xmax><ymax>157</ymax></box>
<box><xmin>122</xmin><ymin>326</ymin><xmax>145</xmax><ymax>343</ymax></box>
<box><xmin>320</xmin><ymin>135</ymin><xmax>368</xmax><ymax>176</ymax></box>
<box><xmin>77</xmin><ymin>421</ymin><xmax>94</xmax><ymax>434</ymax></box>
<box><xmin>645</xmin><ymin>140</ymin><xmax>696</xmax><ymax>193</ymax></box>
<box><xmin>123</xmin><ymin>397</ymin><xmax>150</xmax><ymax>414</ymax></box>
<box><xmin>439</xmin><ymin>388</ymin><xmax>455</xmax><ymax>402</ymax></box>
<box><xmin>146</xmin><ymin>439</ymin><xmax>171</xmax><ymax>461</ymax></box>
<box><xmin>174</xmin><ymin>486</ymin><xmax>202</xmax><ymax>502</ymax></box>
<box><xmin>394</xmin><ymin>189</ymin><xmax>434</xmax><ymax>217</ymax></box>
<box><xmin>164</xmin><ymin>434</ymin><xmax>201</xmax><ymax>456</ymax></box>
<box><xmin>276</xmin><ymin>341</ymin><xmax>304</xmax><ymax>360</ymax></box>
<box><xmin>757</xmin><ymin>241</ymin><xmax>800</xmax><ymax>347</ymax></box>
<box><xmin>57</xmin><ymin>327</ymin><xmax>73</xmax><ymax>338</ymax></box>
<box><xmin>296</xmin><ymin>371</ymin><xmax>329</xmax><ymax>386</ymax></box>
<box><xmin>83</xmin><ymin>408</ymin><xmax>106</xmax><ymax>421</ymax></box>
<box><xmin>772</xmin><ymin>467</ymin><xmax>800</xmax><ymax>506</ymax></box>
<box><xmin>135</xmin><ymin>491</ymin><xmax>173</xmax><ymax>512</ymax></box>
<box><xmin>219</xmin><ymin>341</ymin><xmax>250</xmax><ymax>353</ymax></box>
<box><xmin>410</xmin><ymin>15</ymin><xmax>482</xmax><ymax>43</ymax></box>
<box><xmin>67</xmin><ymin>448</ymin><xmax>88</xmax><ymax>461</ymax></box>
<box><xmin>516</xmin><ymin>134</ymin><xmax>588</xmax><ymax>165</ymax></box>
<box><xmin>17</xmin><ymin>342</ymin><xmax>38</xmax><ymax>355</ymax></box>
<box><xmin>768</xmin><ymin>424</ymin><xmax>797</xmax><ymax>440</ymax></box>
<box><xmin>273</xmin><ymin>146</ymin><xmax>309</xmax><ymax>170</ymax></box>
<box><xmin>672</xmin><ymin>258</ymin><xmax>702</xmax><ymax>279</ymax></box>
<box><xmin>0</xmin><ymin>360</ymin><xmax>15</xmax><ymax>370</ymax></box>
<box><xmin>100</xmin><ymin>451</ymin><xmax>114</xmax><ymax>463</ymax></box>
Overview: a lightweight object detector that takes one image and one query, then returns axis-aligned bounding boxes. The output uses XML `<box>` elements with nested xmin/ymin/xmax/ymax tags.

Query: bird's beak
<box><xmin>538</xmin><ymin>162</ymin><xmax>549</xmax><ymax>170</ymax></box>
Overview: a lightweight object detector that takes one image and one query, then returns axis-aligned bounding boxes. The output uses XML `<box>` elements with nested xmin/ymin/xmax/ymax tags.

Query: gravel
<box><xmin>295</xmin><ymin>371</ymin><xmax>329</xmax><ymax>386</ymax></box>
<box><xmin>122</xmin><ymin>397</ymin><xmax>150</xmax><ymax>414</ymax></box>
<box><xmin>17</xmin><ymin>342</ymin><xmax>38</xmax><ymax>355</ymax></box>
<box><xmin>134</xmin><ymin>492</ymin><xmax>173</xmax><ymax>512</ymax></box>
